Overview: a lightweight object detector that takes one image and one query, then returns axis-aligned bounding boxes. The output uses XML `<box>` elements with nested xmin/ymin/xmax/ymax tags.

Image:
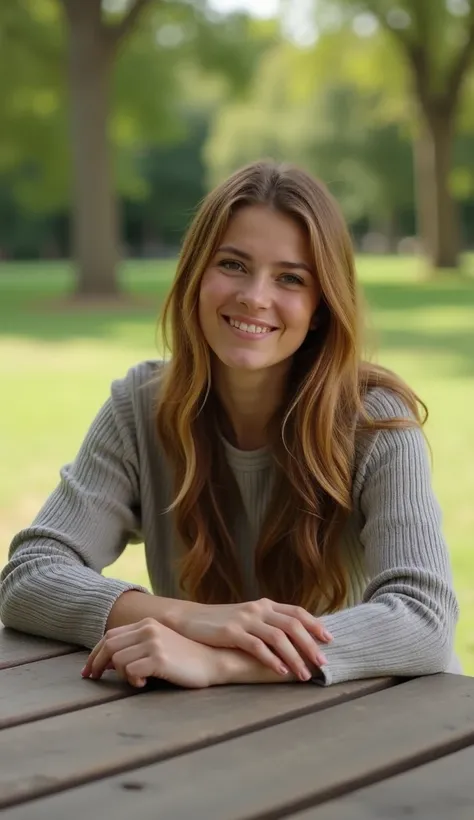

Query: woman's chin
<box><xmin>216</xmin><ymin>349</ymin><xmax>272</xmax><ymax>371</ymax></box>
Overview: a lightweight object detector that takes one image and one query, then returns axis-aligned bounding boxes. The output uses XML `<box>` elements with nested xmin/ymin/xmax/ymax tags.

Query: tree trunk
<box><xmin>65</xmin><ymin>1</ymin><xmax>119</xmax><ymax>297</ymax></box>
<box><xmin>414</xmin><ymin>104</ymin><xmax>460</xmax><ymax>273</ymax></box>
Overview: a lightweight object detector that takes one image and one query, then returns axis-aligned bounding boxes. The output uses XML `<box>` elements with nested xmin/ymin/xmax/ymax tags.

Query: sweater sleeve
<box><xmin>313</xmin><ymin>389</ymin><xmax>460</xmax><ymax>687</ymax></box>
<box><xmin>0</xmin><ymin>367</ymin><xmax>151</xmax><ymax>649</ymax></box>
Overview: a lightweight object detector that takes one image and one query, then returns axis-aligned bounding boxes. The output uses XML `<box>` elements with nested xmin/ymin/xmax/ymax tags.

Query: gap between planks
<box><xmin>0</xmin><ymin>676</ymin><xmax>399</xmax><ymax>811</ymax></box>
<box><xmin>1</xmin><ymin>674</ymin><xmax>471</xmax><ymax>820</ymax></box>
<box><xmin>0</xmin><ymin>651</ymin><xmax>142</xmax><ymax>730</ymax></box>
<box><xmin>286</xmin><ymin>744</ymin><xmax>474</xmax><ymax>820</ymax></box>
<box><xmin>0</xmin><ymin>623</ymin><xmax>78</xmax><ymax>670</ymax></box>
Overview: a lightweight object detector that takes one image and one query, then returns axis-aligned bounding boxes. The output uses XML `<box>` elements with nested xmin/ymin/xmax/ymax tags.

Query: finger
<box><xmin>253</xmin><ymin>624</ymin><xmax>313</xmax><ymax>681</ymax></box>
<box><xmin>268</xmin><ymin>613</ymin><xmax>328</xmax><ymax>669</ymax></box>
<box><xmin>82</xmin><ymin>621</ymin><xmax>143</xmax><ymax>678</ymax></box>
<box><xmin>237</xmin><ymin>633</ymin><xmax>292</xmax><ymax>677</ymax></box>
<box><xmin>107</xmin><ymin>645</ymin><xmax>148</xmax><ymax>687</ymax></box>
<box><xmin>272</xmin><ymin>604</ymin><xmax>333</xmax><ymax>643</ymax></box>
<box><xmin>82</xmin><ymin>638</ymin><xmax>105</xmax><ymax>678</ymax></box>
<box><xmin>125</xmin><ymin>657</ymin><xmax>161</xmax><ymax>688</ymax></box>
<box><xmin>89</xmin><ymin>632</ymin><xmax>143</xmax><ymax>680</ymax></box>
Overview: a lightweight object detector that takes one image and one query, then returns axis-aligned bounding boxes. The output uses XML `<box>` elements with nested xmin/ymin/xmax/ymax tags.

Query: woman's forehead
<box><xmin>220</xmin><ymin>205</ymin><xmax>312</xmax><ymax>264</ymax></box>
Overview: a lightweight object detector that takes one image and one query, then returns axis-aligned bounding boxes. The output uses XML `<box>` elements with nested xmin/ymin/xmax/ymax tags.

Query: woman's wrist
<box><xmin>214</xmin><ymin>646</ymin><xmax>298</xmax><ymax>685</ymax></box>
<box><xmin>106</xmin><ymin>591</ymin><xmax>193</xmax><ymax>632</ymax></box>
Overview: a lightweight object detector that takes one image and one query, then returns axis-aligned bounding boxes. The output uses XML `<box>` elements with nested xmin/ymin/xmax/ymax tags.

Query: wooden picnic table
<box><xmin>1</xmin><ymin>621</ymin><xmax>474</xmax><ymax>820</ymax></box>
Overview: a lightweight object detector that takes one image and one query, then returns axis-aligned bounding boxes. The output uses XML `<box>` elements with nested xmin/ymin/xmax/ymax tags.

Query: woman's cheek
<box><xmin>200</xmin><ymin>271</ymin><xmax>233</xmax><ymax>306</ymax></box>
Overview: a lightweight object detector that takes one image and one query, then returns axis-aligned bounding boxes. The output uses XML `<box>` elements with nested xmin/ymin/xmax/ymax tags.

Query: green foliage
<box><xmin>331</xmin><ymin>0</ymin><xmax>474</xmax><ymax>98</ymax></box>
<box><xmin>0</xmin><ymin>0</ymin><xmax>274</xmax><ymax>215</ymax></box>
<box><xmin>122</xmin><ymin>111</ymin><xmax>209</xmax><ymax>250</ymax></box>
<box><xmin>204</xmin><ymin>36</ymin><xmax>414</xmax><ymax>225</ymax></box>
<box><xmin>0</xmin><ymin>0</ymin><xmax>68</xmax><ymax>210</ymax></box>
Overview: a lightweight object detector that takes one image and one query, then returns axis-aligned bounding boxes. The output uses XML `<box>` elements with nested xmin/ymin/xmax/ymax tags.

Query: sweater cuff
<box><xmin>310</xmin><ymin>664</ymin><xmax>331</xmax><ymax>686</ymax></box>
<box><xmin>79</xmin><ymin>579</ymin><xmax>151</xmax><ymax>649</ymax></box>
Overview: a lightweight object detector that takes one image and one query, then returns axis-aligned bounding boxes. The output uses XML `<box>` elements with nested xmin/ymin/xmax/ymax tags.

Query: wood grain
<box><xmin>0</xmin><ymin>676</ymin><xmax>396</xmax><ymax>810</ymax></box>
<box><xmin>291</xmin><ymin>745</ymin><xmax>474</xmax><ymax>820</ymax></box>
<box><xmin>0</xmin><ymin>624</ymin><xmax>77</xmax><ymax>670</ymax></box>
<box><xmin>0</xmin><ymin>653</ymin><xmax>139</xmax><ymax>729</ymax></box>
<box><xmin>2</xmin><ymin>674</ymin><xmax>472</xmax><ymax>820</ymax></box>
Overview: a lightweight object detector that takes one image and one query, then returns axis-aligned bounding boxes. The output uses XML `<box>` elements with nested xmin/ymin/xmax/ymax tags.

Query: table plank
<box><xmin>291</xmin><ymin>745</ymin><xmax>474</xmax><ymax>820</ymax></box>
<box><xmin>0</xmin><ymin>624</ymin><xmax>77</xmax><ymax>669</ymax></box>
<box><xmin>0</xmin><ymin>676</ymin><xmax>396</xmax><ymax>810</ymax></box>
<box><xmin>0</xmin><ymin>653</ymin><xmax>140</xmax><ymax>729</ymax></box>
<box><xmin>2</xmin><ymin>674</ymin><xmax>472</xmax><ymax>820</ymax></box>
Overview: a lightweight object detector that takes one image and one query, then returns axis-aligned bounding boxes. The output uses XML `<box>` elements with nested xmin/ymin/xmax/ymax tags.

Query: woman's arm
<box><xmin>0</xmin><ymin>368</ymin><xmax>151</xmax><ymax>648</ymax></box>
<box><xmin>307</xmin><ymin>389</ymin><xmax>460</xmax><ymax>686</ymax></box>
<box><xmin>82</xmin><ymin>617</ymin><xmax>303</xmax><ymax>687</ymax></box>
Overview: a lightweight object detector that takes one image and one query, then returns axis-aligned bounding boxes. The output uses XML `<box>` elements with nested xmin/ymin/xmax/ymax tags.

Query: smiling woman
<box><xmin>0</xmin><ymin>160</ymin><xmax>461</xmax><ymax>691</ymax></box>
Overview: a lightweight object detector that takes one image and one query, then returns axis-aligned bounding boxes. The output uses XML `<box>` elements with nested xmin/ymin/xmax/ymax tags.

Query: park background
<box><xmin>0</xmin><ymin>0</ymin><xmax>473</xmax><ymax>674</ymax></box>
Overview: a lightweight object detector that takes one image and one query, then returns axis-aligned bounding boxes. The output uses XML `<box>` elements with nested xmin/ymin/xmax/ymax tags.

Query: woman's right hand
<box><xmin>165</xmin><ymin>598</ymin><xmax>332</xmax><ymax>681</ymax></box>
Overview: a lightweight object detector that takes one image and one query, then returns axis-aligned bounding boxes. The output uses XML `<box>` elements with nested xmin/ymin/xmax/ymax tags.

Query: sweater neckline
<box><xmin>220</xmin><ymin>434</ymin><xmax>272</xmax><ymax>472</ymax></box>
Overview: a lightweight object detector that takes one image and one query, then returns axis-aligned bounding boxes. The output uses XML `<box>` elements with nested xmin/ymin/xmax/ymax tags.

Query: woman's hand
<box><xmin>81</xmin><ymin>619</ymin><xmax>229</xmax><ymax>690</ymax></box>
<box><xmin>165</xmin><ymin>598</ymin><xmax>331</xmax><ymax>682</ymax></box>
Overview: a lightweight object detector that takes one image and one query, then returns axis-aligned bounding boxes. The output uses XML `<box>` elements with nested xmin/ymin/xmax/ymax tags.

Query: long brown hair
<box><xmin>155</xmin><ymin>160</ymin><xmax>426</xmax><ymax>613</ymax></box>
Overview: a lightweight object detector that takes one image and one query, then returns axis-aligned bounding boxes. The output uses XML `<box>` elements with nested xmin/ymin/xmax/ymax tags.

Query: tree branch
<box><xmin>107</xmin><ymin>0</ymin><xmax>152</xmax><ymax>48</ymax></box>
<box><xmin>363</xmin><ymin>5</ymin><xmax>428</xmax><ymax>106</ymax></box>
<box><xmin>446</xmin><ymin>10</ymin><xmax>474</xmax><ymax>104</ymax></box>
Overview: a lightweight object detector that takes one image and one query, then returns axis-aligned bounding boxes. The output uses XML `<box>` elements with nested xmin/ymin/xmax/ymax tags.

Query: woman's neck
<box><xmin>214</xmin><ymin>362</ymin><xmax>289</xmax><ymax>451</ymax></box>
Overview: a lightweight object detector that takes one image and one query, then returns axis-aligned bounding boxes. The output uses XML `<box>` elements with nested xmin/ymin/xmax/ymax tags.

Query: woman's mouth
<box><xmin>222</xmin><ymin>316</ymin><xmax>277</xmax><ymax>337</ymax></box>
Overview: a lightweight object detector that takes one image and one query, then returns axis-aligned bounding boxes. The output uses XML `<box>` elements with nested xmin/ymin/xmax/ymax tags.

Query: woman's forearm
<box><xmin>106</xmin><ymin>594</ymin><xmax>297</xmax><ymax>683</ymax></box>
<box><xmin>105</xmin><ymin>590</ymin><xmax>190</xmax><ymax>631</ymax></box>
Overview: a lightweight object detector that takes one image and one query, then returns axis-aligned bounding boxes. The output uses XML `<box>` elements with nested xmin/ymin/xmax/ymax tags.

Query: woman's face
<box><xmin>198</xmin><ymin>205</ymin><xmax>320</xmax><ymax>375</ymax></box>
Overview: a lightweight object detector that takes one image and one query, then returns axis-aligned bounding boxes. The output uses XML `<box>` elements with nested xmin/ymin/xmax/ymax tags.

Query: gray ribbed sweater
<box><xmin>0</xmin><ymin>360</ymin><xmax>461</xmax><ymax>685</ymax></box>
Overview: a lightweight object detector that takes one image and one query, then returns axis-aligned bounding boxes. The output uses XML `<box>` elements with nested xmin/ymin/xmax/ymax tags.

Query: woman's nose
<box><xmin>237</xmin><ymin>275</ymin><xmax>272</xmax><ymax>310</ymax></box>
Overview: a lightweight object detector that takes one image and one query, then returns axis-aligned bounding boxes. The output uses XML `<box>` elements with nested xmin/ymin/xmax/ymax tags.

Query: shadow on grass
<box><xmin>374</xmin><ymin>328</ymin><xmax>474</xmax><ymax>378</ymax></box>
<box><xmin>363</xmin><ymin>280</ymin><xmax>474</xmax><ymax>312</ymax></box>
<box><xmin>0</xmin><ymin>284</ymin><xmax>165</xmax><ymax>343</ymax></box>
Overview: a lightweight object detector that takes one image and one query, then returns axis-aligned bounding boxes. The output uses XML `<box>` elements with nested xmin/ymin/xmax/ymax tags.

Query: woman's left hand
<box><xmin>81</xmin><ymin>618</ymin><xmax>226</xmax><ymax>689</ymax></box>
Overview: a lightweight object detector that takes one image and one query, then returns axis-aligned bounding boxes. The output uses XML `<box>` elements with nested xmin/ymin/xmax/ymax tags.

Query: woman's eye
<box><xmin>280</xmin><ymin>273</ymin><xmax>305</xmax><ymax>285</ymax></box>
<box><xmin>220</xmin><ymin>259</ymin><xmax>246</xmax><ymax>273</ymax></box>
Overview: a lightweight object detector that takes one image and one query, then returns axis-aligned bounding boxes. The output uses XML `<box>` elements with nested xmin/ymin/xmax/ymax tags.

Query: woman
<box><xmin>0</xmin><ymin>161</ymin><xmax>460</xmax><ymax>689</ymax></box>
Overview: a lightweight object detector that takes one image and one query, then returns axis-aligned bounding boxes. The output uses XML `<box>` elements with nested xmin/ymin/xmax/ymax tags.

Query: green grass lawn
<box><xmin>1</xmin><ymin>256</ymin><xmax>473</xmax><ymax>674</ymax></box>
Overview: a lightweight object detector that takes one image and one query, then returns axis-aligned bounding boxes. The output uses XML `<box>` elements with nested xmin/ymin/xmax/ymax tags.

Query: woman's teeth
<box><xmin>228</xmin><ymin>318</ymin><xmax>273</xmax><ymax>334</ymax></box>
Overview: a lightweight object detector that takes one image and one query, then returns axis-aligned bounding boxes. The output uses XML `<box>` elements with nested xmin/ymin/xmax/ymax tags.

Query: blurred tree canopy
<box><xmin>205</xmin><ymin>38</ymin><xmax>415</xmax><ymax>243</ymax></box>
<box><xmin>0</xmin><ymin>0</ymin><xmax>275</xmax><ymax>295</ymax></box>
<box><xmin>0</xmin><ymin>0</ymin><xmax>473</xmax><ymax>285</ymax></box>
<box><xmin>318</xmin><ymin>0</ymin><xmax>474</xmax><ymax>272</ymax></box>
<box><xmin>207</xmin><ymin>1</ymin><xmax>474</xmax><ymax>274</ymax></box>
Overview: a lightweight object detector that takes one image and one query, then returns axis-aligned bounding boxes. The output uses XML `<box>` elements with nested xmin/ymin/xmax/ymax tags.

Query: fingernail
<box><xmin>318</xmin><ymin>654</ymin><xmax>328</xmax><ymax>666</ymax></box>
<box><xmin>323</xmin><ymin>630</ymin><xmax>333</xmax><ymax>641</ymax></box>
<box><xmin>81</xmin><ymin>667</ymin><xmax>88</xmax><ymax>677</ymax></box>
<box><xmin>279</xmin><ymin>664</ymin><xmax>290</xmax><ymax>676</ymax></box>
<box><xmin>300</xmin><ymin>668</ymin><xmax>312</xmax><ymax>681</ymax></box>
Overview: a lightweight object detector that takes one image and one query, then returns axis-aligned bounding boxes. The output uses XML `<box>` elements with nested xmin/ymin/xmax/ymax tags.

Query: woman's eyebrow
<box><xmin>217</xmin><ymin>245</ymin><xmax>312</xmax><ymax>274</ymax></box>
